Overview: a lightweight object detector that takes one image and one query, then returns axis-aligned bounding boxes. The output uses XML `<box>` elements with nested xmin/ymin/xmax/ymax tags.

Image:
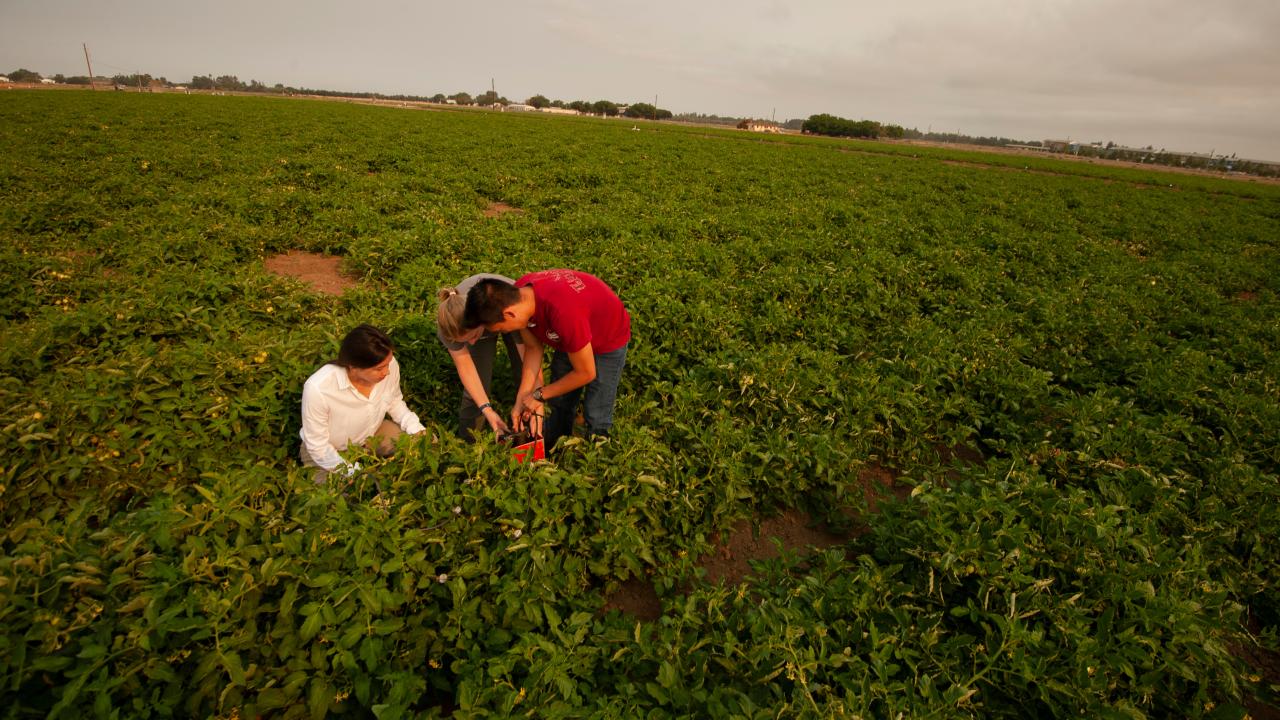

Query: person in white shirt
<box><xmin>299</xmin><ymin>324</ymin><xmax>426</xmax><ymax>483</ymax></box>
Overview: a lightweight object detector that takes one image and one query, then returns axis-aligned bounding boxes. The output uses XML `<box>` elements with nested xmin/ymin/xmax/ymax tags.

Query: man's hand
<box><xmin>513</xmin><ymin>392</ymin><xmax>544</xmax><ymax>433</ymax></box>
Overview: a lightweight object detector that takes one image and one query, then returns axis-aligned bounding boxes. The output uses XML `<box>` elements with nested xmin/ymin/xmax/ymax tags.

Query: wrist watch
<box><xmin>532</xmin><ymin>387</ymin><xmax>545</xmax><ymax>402</ymax></box>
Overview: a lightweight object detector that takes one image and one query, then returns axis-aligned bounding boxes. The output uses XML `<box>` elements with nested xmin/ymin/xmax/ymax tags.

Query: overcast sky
<box><xmin>3</xmin><ymin>0</ymin><xmax>1278</xmax><ymax>160</ymax></box>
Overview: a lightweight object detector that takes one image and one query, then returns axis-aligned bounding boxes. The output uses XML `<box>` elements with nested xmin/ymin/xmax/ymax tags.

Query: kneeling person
<box><xmin>464</xmin><ymin>270</ymin><xmax>630</xmax><ymax>453</ymax></box>
<box><xmin>299</xmin><ymin>324</ymin><xmax>426</xmax><ymax>483</ymax></box>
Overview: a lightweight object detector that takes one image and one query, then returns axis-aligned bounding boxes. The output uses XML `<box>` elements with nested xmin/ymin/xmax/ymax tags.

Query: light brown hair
<box><xmin>436</xmin><ymin>286</ymin><xmax>468</xmax><ymax>341</ymax></box>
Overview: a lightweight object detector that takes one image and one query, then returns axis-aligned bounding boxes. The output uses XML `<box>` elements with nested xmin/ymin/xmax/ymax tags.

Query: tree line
<box><xmin>10</xmin><ymin>66</ymin><xmax>1274</xmax><ymax>173</ymax></box>
<box><xmin>801</xmin><ymin>113</ymin><xmax>905</xmax><ymax>139</ymax></box>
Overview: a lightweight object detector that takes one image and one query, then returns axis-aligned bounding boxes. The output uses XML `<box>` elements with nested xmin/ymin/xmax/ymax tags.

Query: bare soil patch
<box><xmin>697</xmin><ymin>509</ymin><xmax>849</xmax><ymax>586</ymax></box>
<box><xmin>264</xmin><ymin>251</ymin><xmax>358</xmax><ymax>296</ymax></box>
<box><xmin>1235</xmin><ymin>290</ymin><xmax>1260</xmax><ymax>302</ymax></box>
<box><xmin>601</xmin><ymin>578</ymin><xmax>662</xmax><ymax>621</ymax></box>
<box><xmin>482</xmin><ymin>202</ymin><xmax>523</xmax><ymax>218</ymax></box>
<box><xmin>602</xmin><ymin>463</ymin><xmax>913</xmax><ymax>619</ymax></box>
<box><xmin>1233</xmin><ymin>610</ymin><xmax>1280</xmax><ymax>720</ymax></box>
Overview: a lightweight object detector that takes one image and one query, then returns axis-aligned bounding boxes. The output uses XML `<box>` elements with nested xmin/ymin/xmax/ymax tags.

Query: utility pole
<box><xmin>83</xmin><ymin>43</ymin><xmax>96</xmax><ymax>91</ymax></box>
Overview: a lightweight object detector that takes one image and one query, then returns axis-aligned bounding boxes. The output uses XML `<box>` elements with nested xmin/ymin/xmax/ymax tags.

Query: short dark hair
<box><xmin>464</xmin><ymin>278</ymin><xmax>521</xmax><ymax>327</ymax></box>
<box><xmin>333</xmin><ymin>324</ymin><xmax>394</xmax><ymax>369</ymax></box>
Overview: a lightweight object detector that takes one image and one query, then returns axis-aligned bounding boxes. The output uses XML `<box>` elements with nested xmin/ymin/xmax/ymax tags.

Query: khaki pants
<box><xmin>301</xmin><ymin>419</ymin><xmax>402</xmax><ymax>483</ymax></box>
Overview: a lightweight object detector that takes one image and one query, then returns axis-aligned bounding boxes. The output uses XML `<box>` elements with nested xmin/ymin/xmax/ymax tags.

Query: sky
<box><xmin>3</xmin><ymin>0</ymin><xmax>1278</xmax><ymax>161</ymax></box>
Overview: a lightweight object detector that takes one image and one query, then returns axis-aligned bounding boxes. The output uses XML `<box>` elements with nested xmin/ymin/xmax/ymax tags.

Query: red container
<box><xmin>511</xmin><ymin>436</ymin><xmax>545</xmax><ymax>463</ymax></box>
<box><xmin>502</xmin><ymin>430</ymin><xmax>546</xmax><ymax>463</ymax></box>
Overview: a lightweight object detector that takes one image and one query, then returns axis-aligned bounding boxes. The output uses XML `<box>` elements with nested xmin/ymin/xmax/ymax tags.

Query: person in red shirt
<box><xmin>464</xmin><ymin>270</ymin><xmax>630</xmax><ymax>453</ymax></box>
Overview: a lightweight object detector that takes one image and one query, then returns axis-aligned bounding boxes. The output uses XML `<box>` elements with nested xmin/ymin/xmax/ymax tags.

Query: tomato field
<box><xmin>2</xmin><ymin>90</ymin><xmax>1278</xmax><ymax>718</ymax></box>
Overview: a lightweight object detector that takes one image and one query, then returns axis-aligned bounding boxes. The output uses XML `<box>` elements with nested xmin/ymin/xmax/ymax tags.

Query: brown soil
<box><xmin>601</xmin><ymin>578</ymin><xmax>662</xmax><ymax>622</ymax></box>
<box><xmin>1233</xmin><ymin>610</ymin><xmax>1280</xmax><ymax>720</ymax></box>
<box><xmin>1235</xmin><ymin>291</ymin><xmax>1259</xmax><ymax>302</ymax></box>
<box><xmin>602</xmin><ymin>463</ymin><xmax>912</xmax><ymax>618</ymax></box>
<box><xmin>696</xmin><ymin>508</ymin><xmax>850</xmax><ymax>586</ymax></box>
<box><xmin>482</xmin><ymin>201</ymin><xmax>522</xmax><ymax>218</ymax></box>
<box><xmin>264</xmin><ymin>251</ymin><xmax>358</xmax><ymax>296</ymax></box>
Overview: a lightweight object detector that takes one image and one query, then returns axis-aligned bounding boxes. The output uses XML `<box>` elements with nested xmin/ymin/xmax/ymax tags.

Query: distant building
<box><xmin>504</xmin><ymin>104</ymin><xmax>536</xmax><ymax>112</ymax></box>
<box><xmin>737</xmin><ymin>119</ymin><xmax>782</xmax><ymax>133</ymax></box>
<box><xmin>1043</xmin><ymin>139</ymin><xmax>1072</xmax><ymax>152</ymax></box>
<box><xmin>0</xmin><ymin>76</ymin><xmax>10</xmax><ymax>83</ymax></box>
<box><xmin>540</xmin><ymin>107</ymin><xmax>580</xmax><ymax>115</ymax></box>
<box><xmin>40</xmin><ymin>78</ymin><xmax>56</xmax><ymax>84</ymax></box>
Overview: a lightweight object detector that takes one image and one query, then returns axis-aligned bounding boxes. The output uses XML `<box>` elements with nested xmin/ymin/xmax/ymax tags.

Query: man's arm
<box><xmin>513</xmin><ymin>328</ymin><xmax>545</xmax><ymax>430</ymax></box>
<box><xmin>539</xmin><ymin>344</ymin><xmax>596</xmax><ymax>399</ymax></box>
<box><xmin>514</xmin><ymin>343</ymin><xmax>596</xmax><ymax>426</ymax></box>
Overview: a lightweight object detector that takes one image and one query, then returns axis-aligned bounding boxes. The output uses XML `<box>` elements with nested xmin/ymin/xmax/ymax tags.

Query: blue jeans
<box><xmin>544</xmin><ymin>343</ymin><xmax>628</xmax><ymax>452</ymax></box>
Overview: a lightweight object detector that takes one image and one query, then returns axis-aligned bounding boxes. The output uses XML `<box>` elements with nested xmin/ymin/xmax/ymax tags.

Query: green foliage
<box><xmin>1</xmin><ymin>91</ymin><xmax>1278</xmax><ymax>717</ymax></box>
<box><xmin>5</xmin><ymin>68</ymin><xmax>42</xmax><ymax>83</ymax></box>
<box><xmin>803</xmin><ymin>113</ymin><xmax>884</xmax><ymax>138</ymax></box>
<box><xmin>623</xmin><ymin>103</ymin><xmax>672</xmax><ymax>120</ymax></box>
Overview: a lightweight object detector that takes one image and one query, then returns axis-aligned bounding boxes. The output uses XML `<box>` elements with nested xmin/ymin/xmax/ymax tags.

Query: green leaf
<box><xmin>300</xmin><ymin>612</ymin><xmax>323</xmax><ymax>642</ymax></box>
<box><xmin>308</xmin><ymin>678</ymin><xmax>331</xmax><ymax>720</ymax></box>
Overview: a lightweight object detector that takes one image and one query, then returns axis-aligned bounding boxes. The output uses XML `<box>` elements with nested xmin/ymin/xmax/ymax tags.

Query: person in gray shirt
<box><xmin>436</xmin><ymin>273</ymin><xmax>528</xmax><ymax>441</ymax></box>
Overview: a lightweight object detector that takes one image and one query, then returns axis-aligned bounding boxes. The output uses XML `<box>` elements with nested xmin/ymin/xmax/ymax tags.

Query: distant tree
<box><xmin>475</xmin><ymin>90</ymin><xmax>500</xmax><ymax>106</ymax></box>
<box><xmin>190</xmin><ymin>75</ymin><xmax>214</xmax><ymax>90</ymax></box>
<box><xmin>449</xmin><ymin>92</ymin><xmax>472</xmax><ymax>105</ymax></box>
<box><xmin>112</xmin><ymin>73</ymin><xmax>154</xmax><ymax>89</ymax></box>
<box><xmin>591</xmin><ymin>100</ymin><xmax>619</xmax><ymax>116</ymax></box>
<box><xmin>624</xmin><ymin>102</ymin><xmax>654</xmax><ymax>119</ymax></box>
<box><xmin>63</xmin><ymin>76</ymin><xmax>93</xmax><ymax>85</ymax></box>
<box><xmin>214</xmin><ymin>75</ymin><xmax>245</xmax><ymax>91</ymax></box>
<box><xmin>430</xmin><ymin>93</ymin><xmax>446</xmax><ymax>103</ymax></box>
<box><xmin>802</xmin><ymin>114</ymin><xmax>880</xmax><ymax>139</ymax></box>
<box><xmin>881</xmin><ymin>124</ymin><xmax>905</xmax><ymax>139</ymax></box>
<box><xmin>550</xmin><ymin>99</ymin><xmax>565</xmax><ymax>108</ymax></box>
<box><xmin>671</xmin><ymin>112</ymin><xmax>741</xmax><ymax>126</ymax></box>
<box><xmin>53</xmin><ymin>74</ymin><xmax>65</xmax><ymax>83</ymax></box>
<box><xmin>568</xmin><ymin>100</ymin><xmax>591</xmax><ymax>113</ymax></box>
<box><xmin>6</xmin><ymin>68</ymin><xmax>42</xmax><ymax>83</ymax></box>
<box><xmin>526</xmin><ymin>94</ymin><xmax>551</xmax><ymax>109</ymax></box>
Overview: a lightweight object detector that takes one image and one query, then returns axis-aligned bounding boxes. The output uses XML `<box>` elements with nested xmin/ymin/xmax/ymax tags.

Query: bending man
<box><xmin>464</xmin><ymin>270</ymin><xmax>630</xmax><ymax>453</ymax></box>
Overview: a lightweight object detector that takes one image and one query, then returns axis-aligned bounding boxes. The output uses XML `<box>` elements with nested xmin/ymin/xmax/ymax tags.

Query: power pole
<box><xmin>83</xmin><ymin>43</ymin><xmax>96</xmax><ymax>91</ymax></box>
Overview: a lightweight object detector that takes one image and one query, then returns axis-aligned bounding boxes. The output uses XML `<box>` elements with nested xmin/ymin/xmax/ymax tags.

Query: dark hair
<box><xmin>464</xmin><ymin>278</ymin><xmax>521</xmax><ymax>327</ymax></box>
<box><xmin>333</xmin><ymin>324</ymin><xmax>394</xmax><ymax>369</ymax></box>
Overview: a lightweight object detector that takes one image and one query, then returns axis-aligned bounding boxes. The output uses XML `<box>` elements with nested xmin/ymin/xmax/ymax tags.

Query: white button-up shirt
<box><xmin>299</xmin><ymin>357</ymin><xmax>425</xmax><ymax>471</ymax></box>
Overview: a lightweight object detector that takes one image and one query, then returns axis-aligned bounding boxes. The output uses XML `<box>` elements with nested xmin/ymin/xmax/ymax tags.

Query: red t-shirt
<box><xmin>516</xmin><ymin>270</ymin><xmax>631</xmax><ymax>353</ymax></box>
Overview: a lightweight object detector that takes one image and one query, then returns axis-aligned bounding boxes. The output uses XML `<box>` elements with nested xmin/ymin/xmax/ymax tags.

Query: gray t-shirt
<box><xmin>437</xmin><ymin>273</ymin><xmax>520</xmax><ymax>352</ymax></box>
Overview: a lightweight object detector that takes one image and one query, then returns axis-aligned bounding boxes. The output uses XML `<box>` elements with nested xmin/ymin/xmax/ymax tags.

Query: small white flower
<box><xmin>436</xmin><ymin>573</ymin><xmax>448</xmax><ymax>584</ymax></box>
<box><xmin>452</xmin><ymin>506</ymin><xmax>462</xmax><ymax>514</ymax></box>
<box><xmin>512</xmin><ymin>529</ymin><xmax>522</xmax><ymax>539</ymax></box>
